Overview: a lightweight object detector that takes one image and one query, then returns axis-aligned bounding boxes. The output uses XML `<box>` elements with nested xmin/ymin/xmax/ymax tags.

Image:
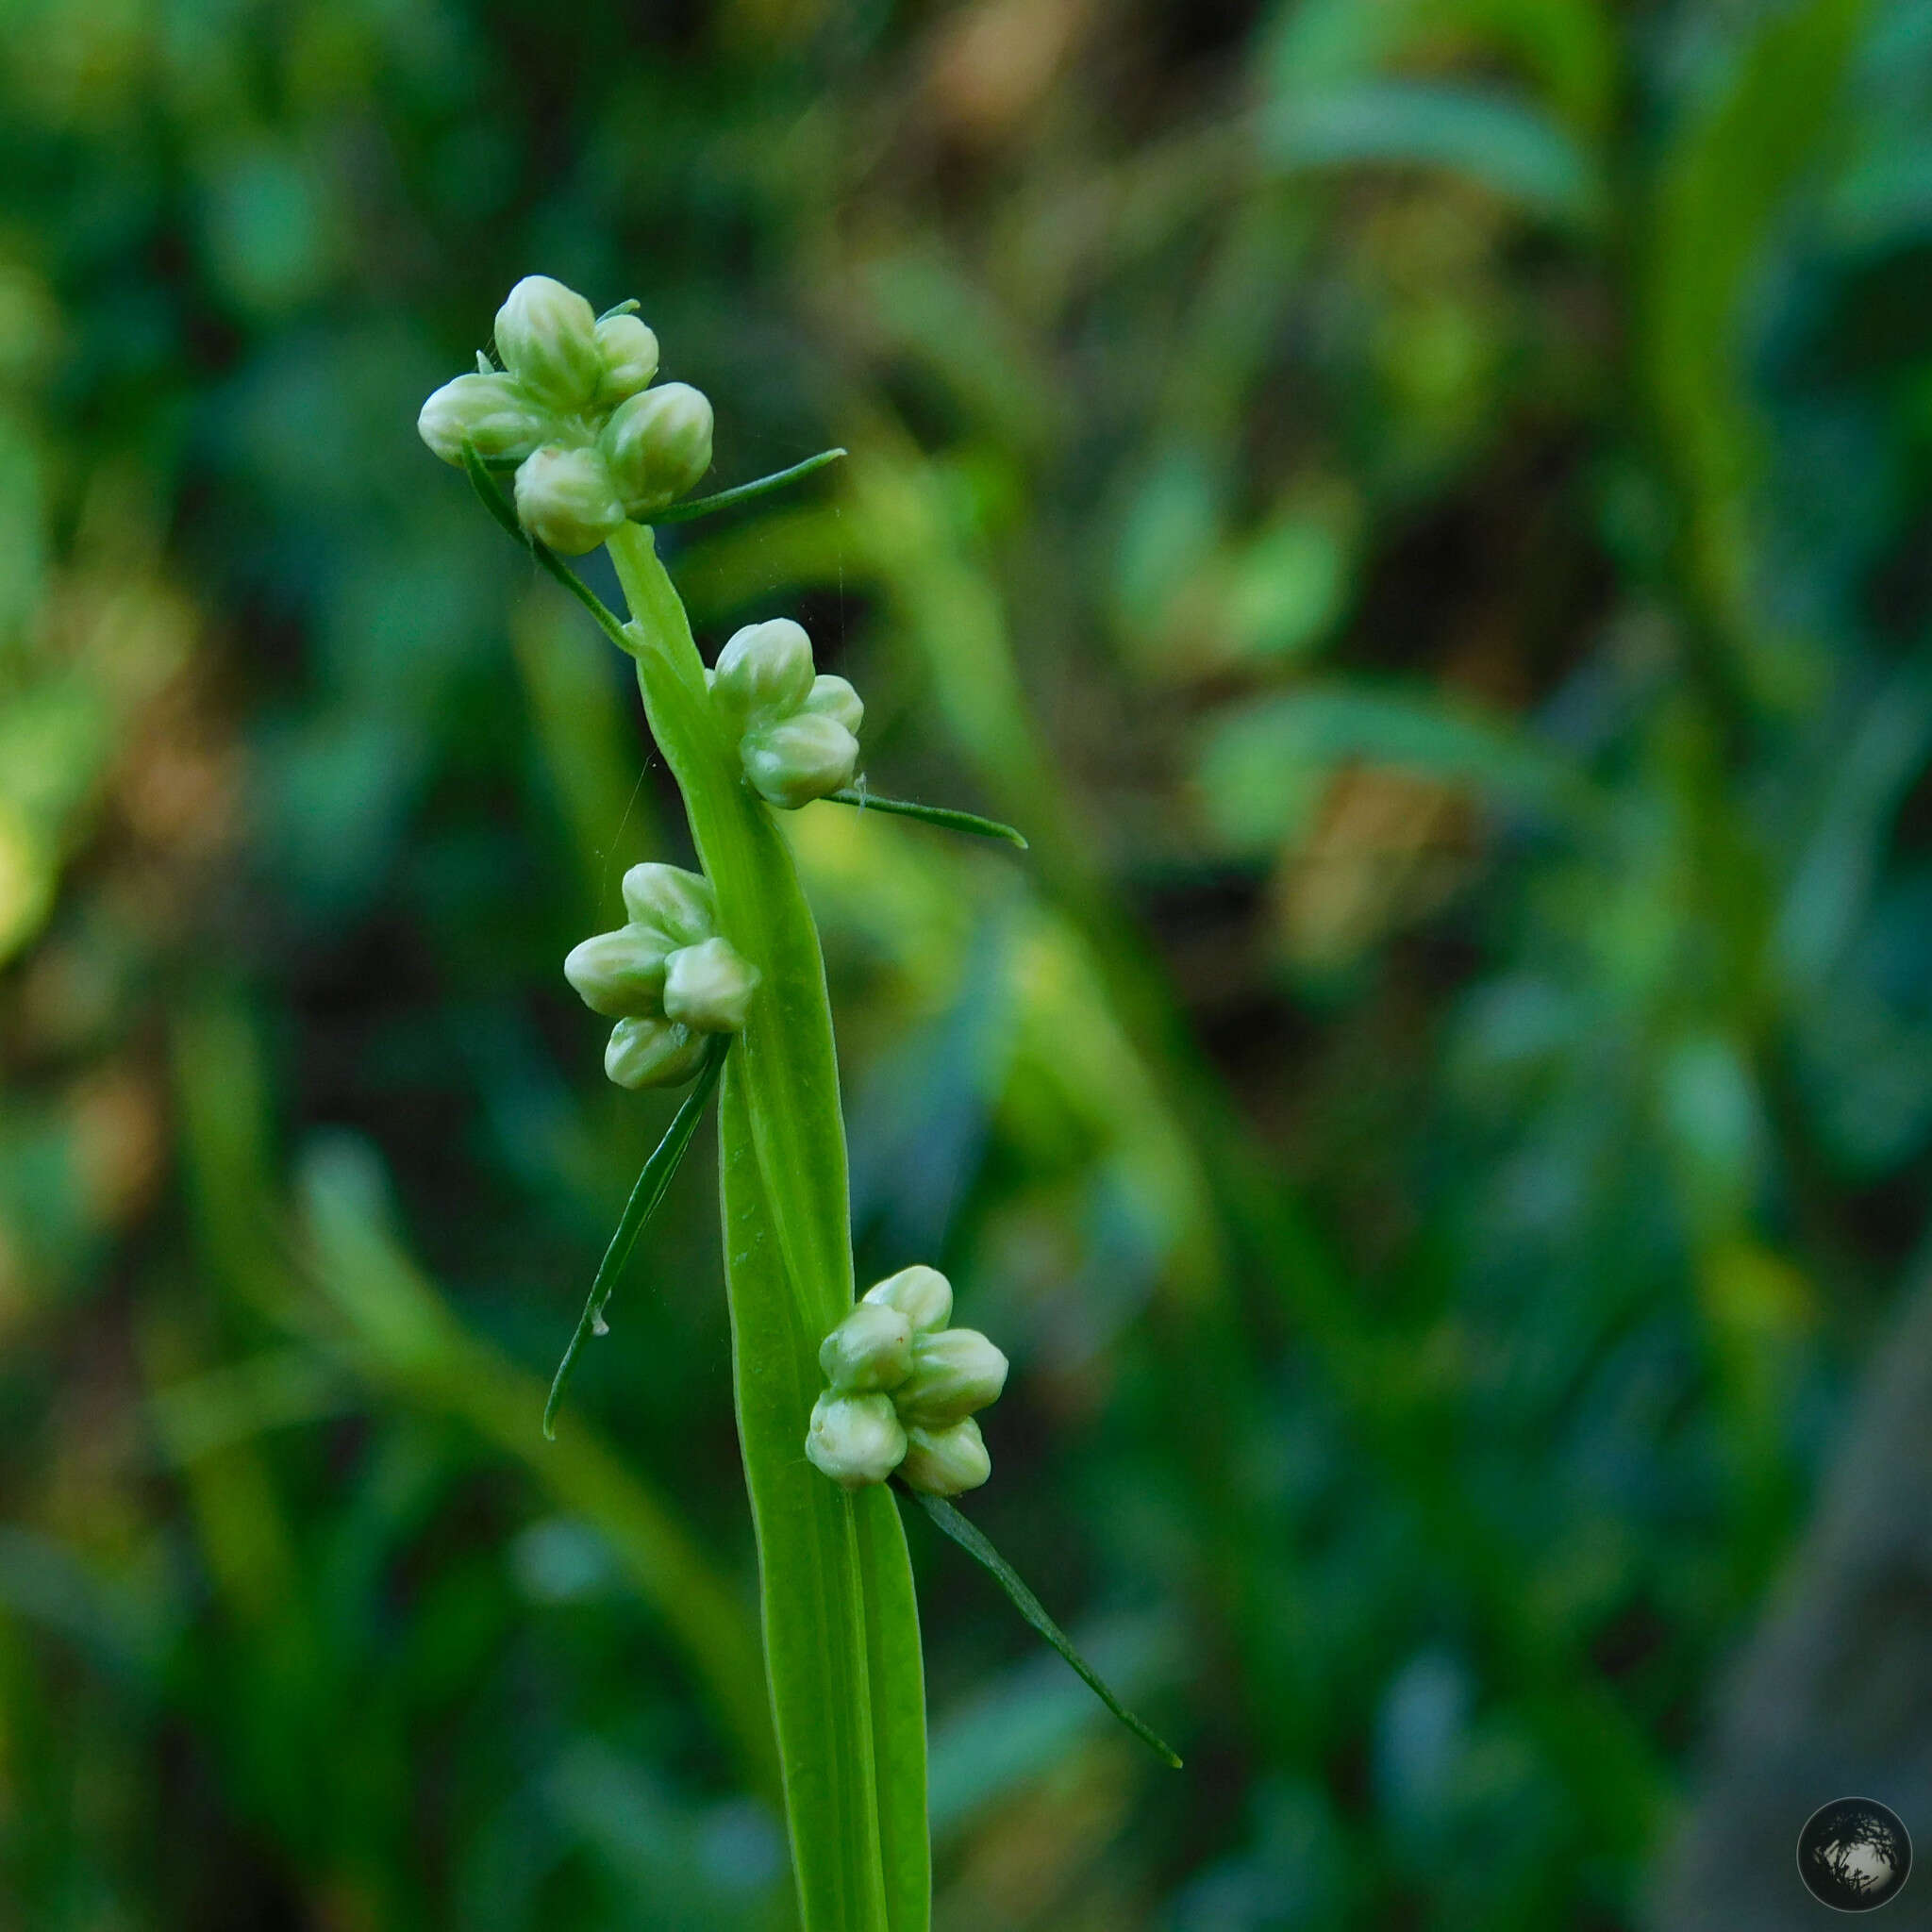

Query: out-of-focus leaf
<box><xmin>1641</xmin><ymin>0</ymin><xmax>1876</xmax><ymax>689</ymax></box>
<box><xmin>1259</xmin><ymin>82</ymin><xmax>1606</xmax><ymax>227</ymax></box>
<box><xmin>1195</xmin><ymin>682</ymin><xmax>1580</xmax><ymax>855</ymax></box>
<box><xmin>287</xmin><ymin>1130</ymin><xmax>781</xmax><ymax>1799</ymax></box>
<box><xmin>1259</xmin><ymin>0</ymin><xmax>1616</xmax><ymax>139</ymax></box>
<box><xmin>926</xmin><ymin>1611</ymin><xmax>1182</xmax><ymax>1832</ymax></box>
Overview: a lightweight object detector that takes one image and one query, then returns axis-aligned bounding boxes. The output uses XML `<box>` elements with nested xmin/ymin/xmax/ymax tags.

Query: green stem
<box><xmin>604</xmin><ymin>522</ymin><xmax>929</xmax><ymax>1932</ymax></box>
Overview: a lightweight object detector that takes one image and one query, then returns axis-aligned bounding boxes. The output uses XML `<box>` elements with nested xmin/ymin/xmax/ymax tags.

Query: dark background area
<box><xmin>6</xmin><ymin>0</ymin><xmax>1932</xmax><ymax>1924</ymax></box>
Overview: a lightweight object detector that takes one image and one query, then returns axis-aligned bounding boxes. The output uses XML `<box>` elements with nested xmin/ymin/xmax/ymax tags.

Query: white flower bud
<box><xmin>742</xmin><ymin>711</ymin><xmax>860</xmax><ymax>809</ymax></box>
<box><xmin>604</xmin><ymin>1014</ymin><xmax>708</xmax><ymax>1090</ymax></box>
<box><xmin>660</xmin><ymin>936</ymin><xmax>758</xmax><ymax>1033</ymax></box>
<box><xmin>806</xmin><ymin>1391</ymin><xmax>907</xmax><ymax>1490</ymax></box>
<box><xmin>862</xmin><ymin>1265</ymin><xmax>953</xmax><ymax>1334</ymax></box>
<box><xmin>601</xmin><ymin>381</ymin><xmax>714</xmax><ymax>515</ymax></box>
<box><xmin>417</xmin><ymin>373</ymin><xmax>551</xmax><ymax>467</ymax></box>
<box><xmin>619</xmin><ymin>863</ymin><xmax>716</xmax><ymax>948</ymax></box>
<box><xmin>895</xmin><ymin>1328</ymin><xmax>1008</xmax><ymax>1428</ymax></box>
<box><xmin>801</xmin><ymin>674</ymin><xmax>864</xmax><ymax>737</ymax></box>
<box><xmin>493</xmin><ymin>275</ymin><xmax>602</xmax><ymax>412</ymax></box>
<box><xmin>709</xmin><ymin>619</ymin><xmax>816</xmax><ymax>725</ymax></box>
<box><xmin>593</xmin><ymin>313</ymin><xmax>661</xmax><ymax>408</ymax></box>
<box><xmin>898</xmin><ymin>1418</ymin><xmax>991</xmax><ymax>1496</ymax></box>
<box><xmin>819</xmin><ymin>1303</ymin><xmax>914</xmax><ymax>1394</ymax></box>
<box><xmin>563</xmin><ymin>924</ymin><xmax>669</xmax><ymax>1018</ymax></box>
<box><xmin>513</xmin><ymin>444</ymin><xmax>625</xmax><ymax>555</ymax></box>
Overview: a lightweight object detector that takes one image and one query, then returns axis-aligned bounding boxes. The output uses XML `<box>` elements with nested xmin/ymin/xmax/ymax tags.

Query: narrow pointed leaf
<box><xmin>649</xmin><ymin>448</ymin><xmax>848</xmax><ymax>525</ymax></box>
<box><xmin>460</xmin><ymin>441</ymin><xmax>639</xmax><ymax>658</ymax></box>
<box><xmin>544</xmin><ymin>1034</ymin><xmax>729</xmax><ymax>1439</ymax></box>
<box><xmin>902</xmin><ymin>1485</ymin><xmax>1182</xmax><ymax>1770</ymax></box>
<box><xmin>826</xmin><ymin>787</ymin><xmax>1028</xmax><ymax>849</ymax></box>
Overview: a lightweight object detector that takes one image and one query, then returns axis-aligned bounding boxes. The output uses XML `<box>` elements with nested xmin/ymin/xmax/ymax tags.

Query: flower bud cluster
<box><xmin>564</xmin><ymin>862</ymin><xmax>758</xmax><ymax>1089</ymax></box>
<box><xmin>418</xmin><ymin>276</ymin><xmax>713</xmax><ymax>554</ymax></box>
<box><xmin>708</xmin><ymin>619</ymin><xmax>863</xmax><ymax>809</ymax></box>
<box><xmin>806</xmin><ymin>1266</ymin><xmax>1008</xmax><ymax>1495</ymax></box>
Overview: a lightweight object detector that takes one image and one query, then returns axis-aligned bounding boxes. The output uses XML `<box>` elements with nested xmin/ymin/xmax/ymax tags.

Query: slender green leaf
<box><xmin>459</xmin><ymin>441</ymin><xmax>639</xmax><ymax>658</ymax></box>
<box><xmin>901</xmin><ymin>1485</ymin><xmax>1182</xmax><ymax>1771</ymax></box>
<box><xmin>825</xmin><ymin>786</ymin><xmax>1027</xmax><ymax>849</ymax></box>
<box><xmin>649</xmin><ymin>448</ymin><xmax>847</xmax><ymax>525</ymax></box>
<box><xmin>544</xmin><ymin>1035</ymin><xmax>729</xmax><ymax>1440</ymax></box>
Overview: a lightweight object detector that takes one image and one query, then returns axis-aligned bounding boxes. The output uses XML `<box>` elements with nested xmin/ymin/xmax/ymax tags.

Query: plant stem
<box><xmin>605</xmin><ymin>520</ymin><xmax>930</xmax><ymax>1932</ymax></box>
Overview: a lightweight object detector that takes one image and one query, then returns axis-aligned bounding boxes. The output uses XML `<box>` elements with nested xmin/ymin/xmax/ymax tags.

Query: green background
<box><xmin>5</xmin><ymin>0</ymin><xmax>1932</xmax><ymax>1924</ymax></box>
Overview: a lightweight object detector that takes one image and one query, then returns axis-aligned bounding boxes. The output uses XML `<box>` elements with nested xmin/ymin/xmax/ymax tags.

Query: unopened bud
<box><xmin>820</xmin><ymin>1303</ymin><xmax>915</xmax><ymax>1394</ymax></box>
<box><xmin>563</xmin><ymin>924</ymin><xmax>669</xmax><ymax>1017</ymax></box>
<box><xmin>493</xmin><ymin>275</ymin><xmax>602</xmax><ymax>412</ymax></box>
<box><xmin>743</xmin><ymin>712</ymin><xmax>860</xmax><ymax>809</ymax></box>
<box><xmin>604</xmin><ymin>1014</ymin><xmax>709</xmax><ymax>1090</ymax></box>
<box><xmin>513</xmin><ymin>444</ymin><xmax>625</xmax><ymax>555</ymax></box>
<box><xmin>602</xmin><ymin>381</ymin><xmax>714</xmax><ymax>515</ymax></box>
<box><xmin>417</xmin><ymin>372</ymin><xmax>551</xmax><ymax>467</ymax></box>
<box><xmin>593</xmin><ymin>313</ymin><xmax>660</xmax><ymax>408</ymax></box>
<box><xmin>806</xmin><ymin>1391</ymin><xmax>907</xmax><ymax>1490</ymax></box>
<box><xmin>661</xmin><ymin>936</ymin><xmax>758</xmax><ymax>1033</ymax></box>
<box><xmin>898</xmin><ymin>1418</ymin><xmax>991</xmax><ymax>1496</ymax></box>
<box><xmin>620</xmin><ymin>863</ymin><xmax>717</xmax><ymax>948</ymax></box>
<box><xmin>862</xmin><ymin>1265</ymin><xmax>953</xmax><ymax>1334</ymax></box>
<box><xmin>802</xmin><ymin>674</ymin><xmax>864</xmax><ymax>737</ymax></box>
<box><xmin>710</xmin><ymin>620</ymin><xmax>816</xmax><ymax>724</ymax></box>
<box><xmin>895</xmin><ymin>1328</ymin><xmax>1008</xmax><ymax>1428</ymax></box>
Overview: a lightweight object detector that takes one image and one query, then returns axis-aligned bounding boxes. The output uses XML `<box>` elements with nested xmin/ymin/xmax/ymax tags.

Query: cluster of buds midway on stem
<box><xmin>807</xmin><ymin>1266</ymin><xmax>1008</xmax><ymax>1495</ymax></box>
<box><xmin>708</xmin><ymin>618</ymin><xmax>863</xmax><ymax>808</ymax></box>
<box><xmin>417</xmin><ymin>275</ymin><xmax>712</xmax><ymax>553</ymax></box>
<box><xmin>564</xmin><ymin>862</ymin><xmax>758</xmax><ymax>1089</ymax></box>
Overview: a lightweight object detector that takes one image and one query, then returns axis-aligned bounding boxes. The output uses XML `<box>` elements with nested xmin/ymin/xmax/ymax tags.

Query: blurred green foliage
<box><xmin>6</xmin><ymin>0</ymin><xmax>1932</xmax><ymax>1924</ymax></box>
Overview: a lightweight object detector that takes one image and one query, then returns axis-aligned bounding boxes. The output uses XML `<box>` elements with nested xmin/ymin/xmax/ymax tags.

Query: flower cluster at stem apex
<box><xmin>807</xmin><ymin>1266</ymin><xmax>1008</xmax><ymax>1495</ymax></box>
<box><xmin>564</xmin><ymin>863</ymin><xmax>758</xmax><ymax>1089</ymax></box>
<box><xmin>417</xmin><ymin>276</ymin><xmax>712</xmax><ymax>554</ymax></box>
<box><xmin>708</xmin><ymin>619</ymin><xmax>862</xmax><ymax>809</ymax></box>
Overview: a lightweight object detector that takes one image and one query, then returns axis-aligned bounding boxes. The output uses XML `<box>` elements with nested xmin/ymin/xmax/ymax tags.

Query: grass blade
<box><xmin>649</xmin><ymin>447</ymin><xmax>847</xmax><ymax>525</ymax></box>
<box><xmin>826</xmin><ymin>787</ymin><xmax>1028</xmax><ymax>849</ymax></box>
<box><xmin>460</xmin><ymin>441</ymin><xmax>639</xmax><ymax>658</ymax></box>
<box><xmin>544</xmin><ymin>1034</ymin><xmax>729</xmax><ymax>1440</ymax></box>
<box><xmin>901</xmin><ymin>1485</ymin><xmax>1182</xmax><ymax>1770</ymax></box>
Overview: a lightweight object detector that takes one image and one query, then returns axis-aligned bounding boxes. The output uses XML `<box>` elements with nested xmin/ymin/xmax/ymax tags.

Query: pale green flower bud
<box><xmin>604</xmin><ymin>1013</ymin><xmax>709</xmax><ymax>1090</ymax></box>
<box><xmin>417</xmin><ymin>372</ymin><xmax>551</xmax><ymax>467</ymax></box>
<box><xmin>862</xmin><ymin>1264</ymin><xmax>953</xmax><ymax>1334</ymax></box>
<box><xmin>801</xmin><ymin>674</ymin><xmax>864</xmax><ymax>737</ymax></box>
<box><xmin>513</xmin><ymin>444</ymin><xmax>625</xmax><ymax>555</ymax></box>
<box><xmin>661</xmin><ymin>936</ymin><xmax>758</xmax><ymax>1032</ymax></box>
<box><xmin>601</xmin><ymin>381</ymin><xmax>714</xmax><ymax>515</ymax></box>
<box><xmin>619</xmin><ymin>862</ymin><xmax>717</xmax><ymax>948</ymax></box>
<box><xmin>563</xmin><ymin>924</ymin><xmax>669</xmax><ymax>1018</ymax></box>
<box><xmin>898</xmin><ymin>1418</ymin><xmax>991</xmax><ymax>1496</ymax></box>
<box><xmin>895</xmin><ymin>1327</ymin><xmax>1009</xmax><ymax>1428</ymax></box>
<box><xmin>593</xmin><ymin>313</ymin><xmax>660</xmax><ymax>408</ymax></box>
<box><xmin>493</xmin><ymin>275</ymin><xmax>602</xmax><ymax>412</ymax></box>
<box><xmin>819</xmin><ymin>1303</ymin><xmax>914</xmax><ymax>1394</ymax></box>
<box><xmin>709</xmin><ymin>619</ymin><xmax>816</xmax><ymax>725</ymax></box>
<box><xmin>806</xmin><ymin>1391</ymin><xmax>908</xmax><ymax>1490</ymax></box>
<box><xmin>743</xmin><ymin>711</ymin><xmax>860</xmax><ymax>809</ymax></box>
